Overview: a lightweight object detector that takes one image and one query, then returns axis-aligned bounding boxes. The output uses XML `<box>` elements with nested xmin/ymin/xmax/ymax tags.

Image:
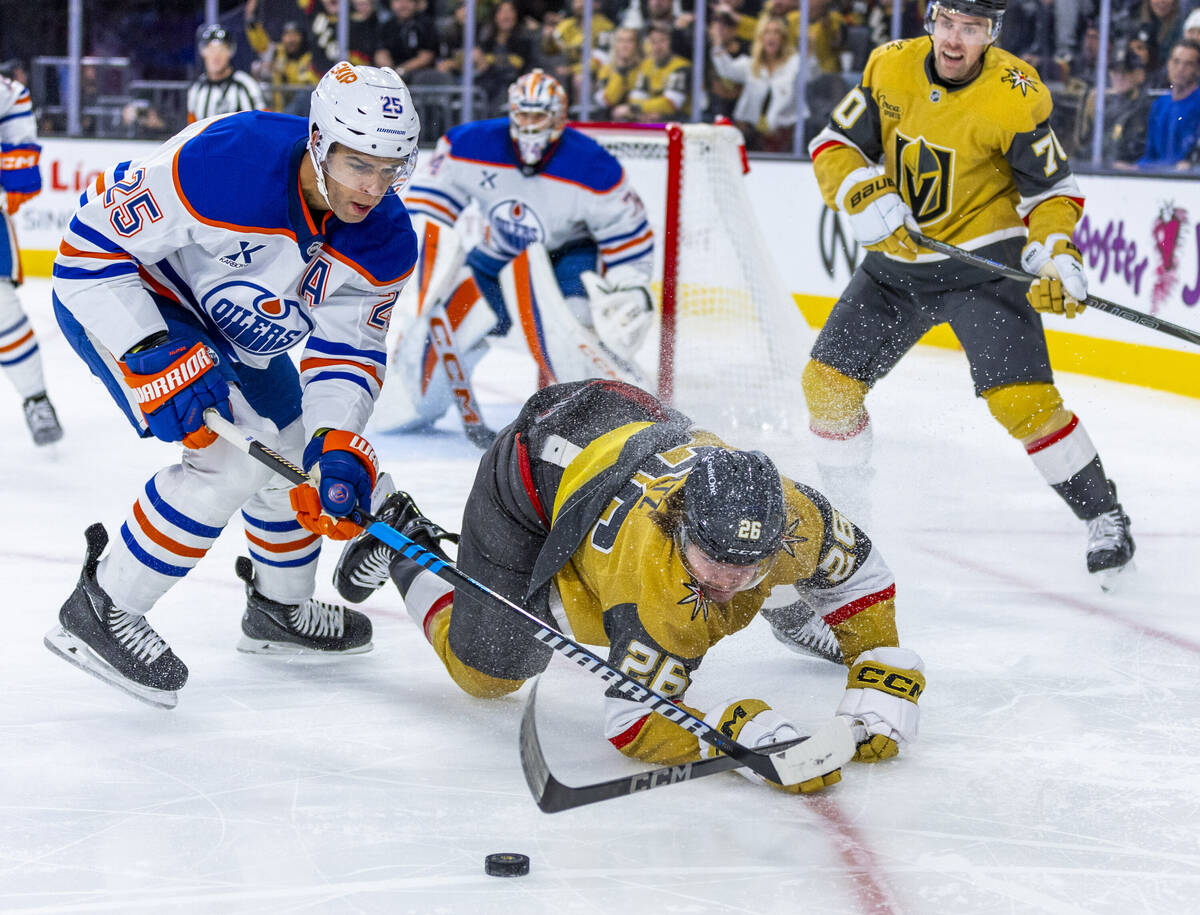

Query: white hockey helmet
<box><xmin>308</xmin><ymin>61</ymin><xmax>421</xmax><ymax>205</ymax></box>
<box><xmin>507</xmin><ymin>69</ymin><xmax>567</xmax><ymax>170</ymax></box>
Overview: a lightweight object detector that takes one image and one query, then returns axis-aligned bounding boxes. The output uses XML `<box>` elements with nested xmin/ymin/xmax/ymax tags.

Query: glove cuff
<box><xmin>306</xmin><ymin>429</ymin><xmax>379</xmax><ymax>489</ymax></box>
<box><xmin>122</xmin><ymin>341</ymin><xmax>218</xmax><ymax>413</ymax></box>
<box><xmin>846</xmin><ymin>648</ymin><xmax>925</xmax><ymax>704</ymax></box>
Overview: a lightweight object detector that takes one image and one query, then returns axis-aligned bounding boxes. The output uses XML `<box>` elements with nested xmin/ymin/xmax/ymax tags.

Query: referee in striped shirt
<box><xmin>187</xmin><ymin>24</ymin><xmax>267</xmax><ymax>123</ymax></box>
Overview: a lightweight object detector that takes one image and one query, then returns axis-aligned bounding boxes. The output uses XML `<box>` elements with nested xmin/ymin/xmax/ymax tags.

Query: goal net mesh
<box><xmin>581</xmin><ymin>123</ymin><xmax>813</xmax><ymax>447</ymax></box>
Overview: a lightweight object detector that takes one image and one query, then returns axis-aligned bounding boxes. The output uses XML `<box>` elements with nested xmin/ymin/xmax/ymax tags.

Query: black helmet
<box><xmin>197</xmin><ymin>24</ymin><xmax>236</xmax><ymax>52</ymax></box>
<box><xmin>925</xmin><ymin>0</ymin><xmax>1005</xmax><ymax>42</ymax></box>
<box><xmin>681</xmin><ymin>448</ymin><xmax>785</xmax><ymax>566</ymax></box>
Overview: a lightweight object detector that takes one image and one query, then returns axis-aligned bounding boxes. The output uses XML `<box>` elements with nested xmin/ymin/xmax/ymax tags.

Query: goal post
<box><xmin>575</xmin><ymin>121</ymin><xmax>813</xmax><ymax>445</ymax></box>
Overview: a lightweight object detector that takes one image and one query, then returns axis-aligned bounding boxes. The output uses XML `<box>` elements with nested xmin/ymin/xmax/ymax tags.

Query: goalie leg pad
<box><xmin>501</xmin><ymin>243</ymin><xmax>645</xmax><ymax>387</ymax></box>
<box><xmin>389</xmin><ymin>274</ymin><xmax>493</xmax><ymax>428</ymax></box>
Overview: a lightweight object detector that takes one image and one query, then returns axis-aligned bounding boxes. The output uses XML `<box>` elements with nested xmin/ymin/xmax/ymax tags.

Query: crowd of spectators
<box><xmin>12</xmin><ymin>0</ymin><xmax>1200</xmax><ymax>166</ymax></box>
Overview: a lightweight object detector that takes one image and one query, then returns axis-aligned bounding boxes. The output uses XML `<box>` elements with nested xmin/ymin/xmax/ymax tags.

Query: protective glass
<box><xmin>677</xmin><ymin>527</ymin><xmax>775</xmax><ymax>599</ymax></box>
<box><xmin>926</xmin><ymin>5</ymin><xmax>1001</xmax><ymax>45</ymax></box>
<box><xmin>322</xmin><ymin>144</ymin><xmax>418</xmax><ymax>199</ymax></box>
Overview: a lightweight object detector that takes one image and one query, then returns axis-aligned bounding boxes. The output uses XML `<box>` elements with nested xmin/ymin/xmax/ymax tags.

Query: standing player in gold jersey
<box><xmin>333</xmin><ymin>380</ymin><xmax>925</xmax><ymax>794</ymax></box>
<box><xmin>804</xmin><ymin>0</ymin><xmax>1135</xmax><ymax>584</ymax></box>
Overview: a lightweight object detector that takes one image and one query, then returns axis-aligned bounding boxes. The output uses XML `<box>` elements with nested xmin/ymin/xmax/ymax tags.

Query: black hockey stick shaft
<box><xmin>519</xmin><ymin>679</ymin><xmax>806</xmax><ymax>812</ymax></box>
<box><xmin>201</xmin><ymin>410</ymin><xmax>791</xmax><ymax>785</ymax></box>
<box><xmin>910</xmin><ymin>230</ymin><xmax>1200</xmax><ymax>348</ymax></box>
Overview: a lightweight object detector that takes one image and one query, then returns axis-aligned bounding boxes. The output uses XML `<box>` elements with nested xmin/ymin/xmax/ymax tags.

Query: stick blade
<box><xmin>517</xmin><ymin>678</ymin><xmax>573</xmax><ymax>813</ymax></box>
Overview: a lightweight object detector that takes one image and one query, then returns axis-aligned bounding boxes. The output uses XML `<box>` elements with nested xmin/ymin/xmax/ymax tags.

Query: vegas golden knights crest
<box><xmin>893</xmin><ymin>132</ymin><xmax>954</xmax><ymax>224</ymax></box>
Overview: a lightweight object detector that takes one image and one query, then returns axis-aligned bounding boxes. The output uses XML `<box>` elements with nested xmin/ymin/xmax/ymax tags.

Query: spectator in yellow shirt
<box><xmin>614</xmin><ymin>24</ymin><xmax>690</xmax><ymax>121</ymax></box>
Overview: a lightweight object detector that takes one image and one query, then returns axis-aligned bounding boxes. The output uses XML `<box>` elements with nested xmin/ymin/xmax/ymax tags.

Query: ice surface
<box><xmin>2</xmin><ymin>278</ymin><xmax>1199</xmax><ymax>914</ymax></box>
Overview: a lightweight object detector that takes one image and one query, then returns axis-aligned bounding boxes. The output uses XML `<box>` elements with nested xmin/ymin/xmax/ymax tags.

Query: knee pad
<box><xmin>983</xmin><ymin>382</ymin><xmax>1071</xmax><ymax>442</ymax></box>
<box><xmin>802</xmin><ymin>360</ymin><xmax>869</xmax><ymax>434</ymax></box>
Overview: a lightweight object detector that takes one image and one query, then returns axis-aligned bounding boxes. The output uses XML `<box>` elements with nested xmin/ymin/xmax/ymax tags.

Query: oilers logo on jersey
<box><xmin>200</xmin><ymin>281</ymin><xmax>315</xmax><ymax>357</ymax></box>
<box><xmin>487</xmin><ymin>198</ymin><xmax>547</xmax><ymax>254</ymax></box>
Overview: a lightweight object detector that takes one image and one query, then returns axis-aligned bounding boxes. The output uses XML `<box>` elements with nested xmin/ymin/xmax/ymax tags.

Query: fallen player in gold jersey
<box><xmin>335</xmin><ymin>380</ymin><xmax>924</xmax><ymax>794</ymax></box>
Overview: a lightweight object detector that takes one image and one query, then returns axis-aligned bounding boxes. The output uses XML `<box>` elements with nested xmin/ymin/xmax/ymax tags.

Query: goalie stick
<box><xmin>202</xmin><ymin>409</ymin><xmax>855</xmax><ymax>792</ymax></box>
<box><xmin>910</xmin><ymin>230</ymin><xmax>1200</xmax><ymax>348</ymax></box>
<box><xmin>411</xmin><ymin>220</ymin><xmax>496</xmax><ymax>449</ymax></box>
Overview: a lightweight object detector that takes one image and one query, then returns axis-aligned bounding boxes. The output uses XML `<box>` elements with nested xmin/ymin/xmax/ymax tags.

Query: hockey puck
<box><xmin>484</xmin><ymin>852</ymin><xmax>530</xmax><ymax>877</ymax></box>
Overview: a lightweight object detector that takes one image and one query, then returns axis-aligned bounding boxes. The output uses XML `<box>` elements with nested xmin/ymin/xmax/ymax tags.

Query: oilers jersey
<box><xmin>404</xmin><ymin>118</ymin><xmax>654</xmax><ymax>279</ymax></box>
<box><xmin>52</xmin><ymin>111</ymin><xmax>418</xmax><ymax>437</ymax></box>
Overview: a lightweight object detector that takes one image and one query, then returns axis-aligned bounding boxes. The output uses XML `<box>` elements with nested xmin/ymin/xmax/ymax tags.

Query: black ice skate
<box><xmin>759</xmin><ymin>602</ymin><xmax>843</xmax><ymax>664</ymax></box>
<box><xmin>1086</xmin><ymin>488</ymin><xmax>1135</xmax><ymax>591</ymax></box>
<box><xmin>23</xmin><ymin>392</ymin><xmax>63</xmax><ymax>446</ymax></box>
<box><xmin>44</xmin><ymin>523</ymin><xmax>188</xmax><ymax>710</ymax></box>
<box><xmin>236</xmin><ymin>556</ymin><xmax>374</xmax><ymax>654</ymax></box>
<box><xmin>333</xmin><ymin>490</ymin><xmax>457</xmax><ymax>604</ymax></box>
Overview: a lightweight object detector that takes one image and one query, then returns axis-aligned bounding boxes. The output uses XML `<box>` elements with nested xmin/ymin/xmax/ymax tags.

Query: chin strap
<box><xmin>308</xmin><ymin>137</ymin><xmax>334</xmax><ymax>210</ymax></box>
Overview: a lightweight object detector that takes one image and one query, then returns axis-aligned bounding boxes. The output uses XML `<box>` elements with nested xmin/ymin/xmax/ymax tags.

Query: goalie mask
<box><xmin>677</xmin><ymin>448</ymin><xmax>786</xmax><ymax>600</ymax></box>
<box><xmin>308</xmin><ymin>61</ymin><xmax>421</xmax><ymax>208</ymax></box>
<box><xmin>508</xmin><ymin>69</ymin><xmax>567</xmax><ymax>173</ymax></box>
<box><xmin>925</xmin><ymin>0</ymin><xmax>1005</xmax><ymax>44</ymax></box>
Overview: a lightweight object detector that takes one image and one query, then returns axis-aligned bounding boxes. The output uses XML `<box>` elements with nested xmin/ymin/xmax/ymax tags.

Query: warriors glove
<box><xmin>293</xmin><ymin>430</ymin><xmax>379</xmax><ymax>539</ymax></box>
<box><xmin>1022</xmin><ymin>234</ymin><xmax>1087</xmax><ymax>318</ymax></box>
<box><xmin>836</xmin><ymin>646</ymin><xmax>925</xmax><ymax>763</ymax></box>
<box><xmin>122</xmin><ymin>334</ymin><xmax>232</xmax><ymax>449</ymax></box>
<box><xmin>582</xmin><ymin>267</ymin><xmax>655</xmax><ymax>356</ymax></box>
<box><xmin>837</xmin><ymin>168</ymin><xmax>920</xmax><ymax>262</ymax></box>
<box><xmin>701</xmin><ymin>697</ymin><xmax>841</xmax><ymax>794</ymax></box>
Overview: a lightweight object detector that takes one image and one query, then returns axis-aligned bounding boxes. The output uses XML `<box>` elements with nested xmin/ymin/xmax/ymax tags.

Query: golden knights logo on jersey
<box><xmin>893</xmin><ymin>132</ymin><xmax>954</xmax><ymax>224</ymax></box>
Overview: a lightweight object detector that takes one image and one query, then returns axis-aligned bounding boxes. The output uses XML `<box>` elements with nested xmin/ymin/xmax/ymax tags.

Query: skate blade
<box><xmin>235</xmin><ymin>635</ymin><xmax>374</xmax><ymax>656</ymax></box>
<box><xmin>1097</xmin><ymin>559</ymin><xmax>1138</xmax><ymax>594</ymax></box>
<box><xmin>43</xmin><ymin>626</ymin><xmax>179</xmax><ymax>710</ymax></box>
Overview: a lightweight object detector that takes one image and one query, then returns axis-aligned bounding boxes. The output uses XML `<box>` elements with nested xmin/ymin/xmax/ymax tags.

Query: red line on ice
<box><xmin>920</xmin><ymin>547</ymin><xmax>1200</xmax><ymax>655</ymax></box>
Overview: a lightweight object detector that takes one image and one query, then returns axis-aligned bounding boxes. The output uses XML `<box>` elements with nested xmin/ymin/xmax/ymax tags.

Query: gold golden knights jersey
<box><xmin>546</xmin><ymin>423</ymin><xmax>899</xmax><ymax>766</ymax></box>
<box><xmin>809</xmin><ymin>37</ymin><xmax>1083</xmax><ymax>258</ymax></box>
<box><xmin>628</xmin><ymin>55</ymin><xmax>691</xmax><ymax>118</ymax></box>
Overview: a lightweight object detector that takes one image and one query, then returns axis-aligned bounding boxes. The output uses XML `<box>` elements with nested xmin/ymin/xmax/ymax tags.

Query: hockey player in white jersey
<box><xmin>392</xmin><ymin>69</ymin><xmax>655</xmax><ymax>431</ymax></box>
<box><xmin>44</xmin><ymin>62</ymin><xmax>420</xmax><ymax>709</ymax></box>
<box><xmin>0</xmin><ymin>74</ymin><xmax>64</xmax><ymax>446</ymax></box>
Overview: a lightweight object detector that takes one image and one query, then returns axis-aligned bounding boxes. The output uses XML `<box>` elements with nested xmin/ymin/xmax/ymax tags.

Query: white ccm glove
<box><xmin>581</xmin><ymin>266</ymin><xmax>655</xmax><ymax>356</ymax></box>
<box><xmin>1020</xmin><ymin>233</ymin><xmax>1088</xmax><ymax>318</ymax></box>
<box><xmin>701</xmin><ymin>697</ymin><xmax>844</xmax><ymax>794</ymax></box>
<box><xmin>836</xmin><ymin>646</ymin><xmax>925</xmax><ymax>763</ymax></box>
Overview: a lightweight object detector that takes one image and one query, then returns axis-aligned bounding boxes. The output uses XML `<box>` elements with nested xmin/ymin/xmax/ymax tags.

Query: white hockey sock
<box><xmin>1024</xmin><ymin>413</ymin><xmax>1097</xmax><ymax>485</ymax></box>
<box><xmin>0</xmin><ymin>282</ymin><xmax>46</xmax><ymax>399</ymax></box>
<box><xmin>402</xmin><ymin>568</ymin><xmax>454</xmax><ymax>642</ymax></box>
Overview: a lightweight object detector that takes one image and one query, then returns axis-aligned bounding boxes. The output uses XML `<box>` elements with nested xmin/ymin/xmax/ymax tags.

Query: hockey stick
<box><xmin>414</xmin><ymin>221</ymin><xmax>495</xmax><ymax>449</ymax></box>
<box><xmin>425</xmin><ymin>302</ymin><xmax>496</xmax><ymax>449</ymax></box>
<box><xmin>202</xmin><ymin>409</ymin><xmax>854</xmax><ymax>790</ymax></box>
<box><xmin>910</xmin><ymin>230</ymin><xmax>1200</xmax><ymax>348</ymax></box>
<box><xmin>519</xmin><ymin>678</ymin><xmax>810</xmax><ymax>813</ymax></box>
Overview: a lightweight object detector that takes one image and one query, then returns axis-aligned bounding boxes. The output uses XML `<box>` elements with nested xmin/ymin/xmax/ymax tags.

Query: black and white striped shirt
<box><xmin>186</xmin><ymin>70</ymin><xmax>266</xmax><ymax>122</ymax></box>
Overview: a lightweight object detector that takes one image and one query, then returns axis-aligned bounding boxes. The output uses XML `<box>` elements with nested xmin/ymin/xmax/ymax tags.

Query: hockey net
<box><xmin>576</xmin><ymin>122</ymin><xmax>812</xmax><ymax>446</ymax></box>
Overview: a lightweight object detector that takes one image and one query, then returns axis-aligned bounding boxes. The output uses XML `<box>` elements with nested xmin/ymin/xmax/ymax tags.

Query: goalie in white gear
<box><xmin>386</xmin><ymin>69</ymin><xmax>656</xmax><ymax>432</ymax></box>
